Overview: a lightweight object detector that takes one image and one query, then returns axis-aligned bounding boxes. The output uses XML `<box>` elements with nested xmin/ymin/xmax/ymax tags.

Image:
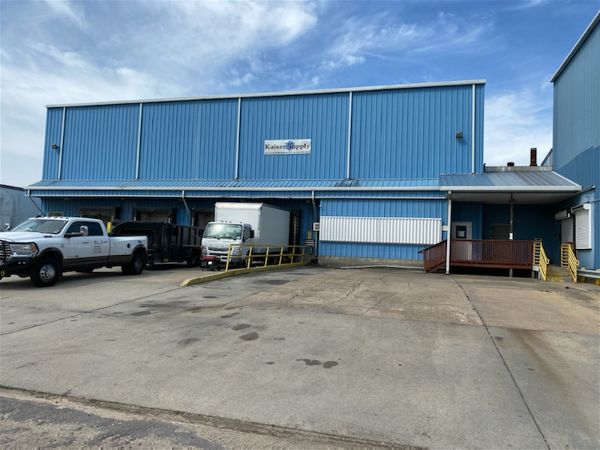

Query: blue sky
<box><xmin>1</xmin><ymin>0</ymin><xmax>599</xmax><ymax>186</ymax></box>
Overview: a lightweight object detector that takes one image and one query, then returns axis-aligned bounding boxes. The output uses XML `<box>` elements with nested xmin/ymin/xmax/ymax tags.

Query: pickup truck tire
<box><xmin>122</xmin><ymin>251</ymin><xmax>145</xmax><ymax>275</ymax></box>
<box><xmin>30</xmin><ymin>258</ymin><xmax>61</xmax><ymax>287</ymax></box>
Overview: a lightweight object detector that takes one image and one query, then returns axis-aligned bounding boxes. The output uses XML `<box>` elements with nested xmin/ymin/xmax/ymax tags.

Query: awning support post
<box><xmin>446</xmin><ymin>193</ymin><xmax>452</xmax><ymax>275</ymax></box>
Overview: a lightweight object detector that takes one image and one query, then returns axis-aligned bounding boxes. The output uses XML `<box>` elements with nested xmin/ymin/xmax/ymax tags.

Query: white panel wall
<box><xmin>320</xmin><ymin>216</ymin><xmax>442</xmax><ymax>245</ymax></box>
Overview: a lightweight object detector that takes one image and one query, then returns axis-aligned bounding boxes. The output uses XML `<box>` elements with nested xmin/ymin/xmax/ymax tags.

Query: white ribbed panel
<box><xmin>320</xmin><ymin>216</ymin><xmax>442</xmax><ymax>245</ymax></box>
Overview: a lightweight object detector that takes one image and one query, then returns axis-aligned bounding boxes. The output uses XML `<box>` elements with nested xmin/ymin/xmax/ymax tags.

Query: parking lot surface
<box><xmin>1</xmin><ymin>266</ymin><xmax>599</xmax><ymax>448</ymax></box>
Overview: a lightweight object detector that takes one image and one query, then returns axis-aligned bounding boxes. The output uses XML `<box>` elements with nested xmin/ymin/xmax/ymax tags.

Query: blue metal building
<box><xmin>27</xmin><ymin>77</ymin><xmax>584</xmax><ymax>268</ymax></box>
<box><xmin>550</xmin><ymin>11</ymin><xmax>600</xmax><ymax>271</ymax></box>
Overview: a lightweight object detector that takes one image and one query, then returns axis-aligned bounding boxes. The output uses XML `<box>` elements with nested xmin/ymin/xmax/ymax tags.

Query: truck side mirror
<box><xmin>2</xmin><ymin>223</ymin><xmax>10</xmax><ymax>231</ymax></box>
<box><xmin>80</xmin><ymin>225</ymin><xmax>89</xmax><ymax>236</ymax></box>
<box><xmin>249</xmin><ymin>230</ymin><xmax>255</xmax><ymax>239</ymax></box>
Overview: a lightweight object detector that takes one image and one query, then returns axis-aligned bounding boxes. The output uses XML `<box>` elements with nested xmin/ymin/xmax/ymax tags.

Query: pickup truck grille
<box><xmin>0</xmin><ymin>241</ymin><xmax>10</xmax><ymax>261</ymax></box>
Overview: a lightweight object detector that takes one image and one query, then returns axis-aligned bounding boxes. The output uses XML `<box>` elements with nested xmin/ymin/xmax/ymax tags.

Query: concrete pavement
<box><xmin>1</xmin><ymin>266</ymin><xmax>598</xmax><ymax>448</ymax></box>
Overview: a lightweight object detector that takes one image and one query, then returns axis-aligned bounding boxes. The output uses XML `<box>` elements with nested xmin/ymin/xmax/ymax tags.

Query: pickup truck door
<box><xmin>62</xmin><ymin>221</ymin><xmax>109</xmax><ymax>266</ymax></box>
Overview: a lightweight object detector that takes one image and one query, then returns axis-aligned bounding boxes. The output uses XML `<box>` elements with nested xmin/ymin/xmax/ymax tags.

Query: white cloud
<box><xmin>484</xmin><ymin>87</ymin><xmax>553</xmax><ymax>166</ymax></box>
<box><xmin>43</xmin><ymin>0</ymin><xmax>88</xmax><ymax>29</ymax></box>
<box><xmin>323</xmin><ymin>12</ymin><xmax>488</xmax><ymax>69</ymax></box>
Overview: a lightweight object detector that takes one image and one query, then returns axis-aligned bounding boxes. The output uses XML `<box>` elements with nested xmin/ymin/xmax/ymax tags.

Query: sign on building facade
<box><xmin>264</xmin><ymin>139</ymin><xmax>311</xmax><ymax>155</ymax></box>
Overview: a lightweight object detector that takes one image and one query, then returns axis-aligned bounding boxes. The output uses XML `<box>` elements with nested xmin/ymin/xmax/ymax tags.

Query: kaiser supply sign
<box><xmin>264</xmin><ymin>139</ymin><xmax>311</xmax><ymax>155</ymax></box>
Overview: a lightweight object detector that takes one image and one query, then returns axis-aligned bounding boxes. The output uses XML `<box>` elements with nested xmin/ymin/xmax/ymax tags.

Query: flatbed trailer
<box><xmin>111</xmin><ymin>221</ymin><xmax>203</xmax><ymax>267</ymax></box>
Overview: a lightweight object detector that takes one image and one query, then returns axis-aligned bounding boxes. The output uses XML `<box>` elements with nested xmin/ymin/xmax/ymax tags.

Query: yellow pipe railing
<box><xmin>533</xmin><ymin>241</ymin><xmax>550</xmax><ymax>281</ymax></box>
<box><xmin>224</xmin><ymin>244</ymin><xmax>313</xmax><ymax>273</ymax></box>
<box><xmin>560</xmin><ymin>243</ymin><xmax>579</xmax><ymax>283</ymax></box>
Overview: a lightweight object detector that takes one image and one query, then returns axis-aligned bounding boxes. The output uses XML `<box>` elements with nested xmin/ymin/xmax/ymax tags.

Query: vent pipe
<box><xmin>530</xmin><ymin>147</ymin><xmax>537</xmax><ymax>166</ymax></box>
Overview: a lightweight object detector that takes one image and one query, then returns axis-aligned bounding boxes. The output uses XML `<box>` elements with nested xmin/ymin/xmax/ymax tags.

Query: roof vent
<box><xmin>530</xmin><ymin>148</ymin><xmax>537</xmax><ymax>166</ymax></box>
<box><xmin>507</xmin><ymin>162</ymin><xmax>515</xmax><ymax>167</ymax></box>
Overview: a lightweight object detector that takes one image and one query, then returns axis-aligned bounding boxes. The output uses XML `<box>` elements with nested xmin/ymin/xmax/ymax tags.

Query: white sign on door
<box><xmin>264</xmin><ymin>139</ymin><xmax>311</xmax><ymax>155</ymax></box>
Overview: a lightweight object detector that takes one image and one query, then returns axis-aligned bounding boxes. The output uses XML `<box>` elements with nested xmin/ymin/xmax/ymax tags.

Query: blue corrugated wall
<box><xmin>139</xmin><ymin>100</ymin><xmax>238</xmax><ymax>180</ymax></box>
<box><xmin>240</xmin><ymin>94</ymin><xmax>348</xmax><ymax>180</ymax></box>
<box><xmin>350</xmin><ymin>85</ymin><xmax>484</xmax><ymax>179</ymax></box>
<box><xmin>42</xmin><ymin>108</ymin><xmax>63</xmax><ymax>180</ymax></box>
<box><xmin>553</xmin><ymin>20</ymin><xmax>599</xmax><ymax>269</ymax></box>
<box><xmin>453</xmin><ymin>202</ymin><xmax>483</xmax><ymax>240</ymax></box>
<box><xmin>319</xmin><ymin>198</ymin><xmax>447</xmax><ymax>261</ymax></box>
<box><xmin>40</xmin><ymin>83</ymin><xmax>485</xmax><ymax>184</ymax></box>
<box><xmin>62</xmin><ymin>105</ymin><xmax>138</xmax><ymax>180</ymax></box>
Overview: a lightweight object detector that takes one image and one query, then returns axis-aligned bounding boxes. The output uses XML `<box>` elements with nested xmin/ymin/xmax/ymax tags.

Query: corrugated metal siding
<box><xmin>320</xmin><ymin>216</ymin><xmax>441</xmax><ymax>244</ymax></box>
<box><xmin>319</xmin><ymin>242</ymin><xmax>428</xmax><ymax>261</ymax></box>
<box><xmin>239</xmin><ymin>93</ymin><xmax>348</xmax><ymax>180</ymax></box>
<box><xmin>453</xmin><ymin>202</ymin><xmax>483</xmax><ymax>240</ymax></box>
<box><xmin>42</xmin><ymin>108</ymin><xmax>63</xmax><ymax>180</ymax></box>
<box><xmin>61</xmin><ymin>105</ymin><xmax>138</xmax><ymax>180</ymax></box>
<box><xmin>553</xmin><ymin>22</ymin><xmax>600</xmax><ymax>181</ymax></box>
<box><xmin>350</xmin><ymin>86</ymin><xmax>478</xmax><ymax>179</ymax></box>
<box><xmin>139</xmin><ymin>99</ymin><xmax>237</xmax><ymax>179</ymax></box>
<box><xmin>475</xmin><ymin>85</ymin><xmax>485</xmax><ymax>174</ymax></box>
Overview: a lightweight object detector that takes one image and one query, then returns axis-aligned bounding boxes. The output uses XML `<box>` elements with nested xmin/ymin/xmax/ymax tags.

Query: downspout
<box><xmin>311</xmin><ymin>190</ymin><xmax>319</xmax><ymax>256</ymax></box>
<box><xmin>509</xmin><ymin>194</ymin><xmax>514</xmax><ymax>278</ymax></box>
<box><xmin>471</xmin><ymin>84</ymin><xmax>476</xmax><ymax>174</ymax></box>
<box><xmin>181</xmin><ymin>190</ymin><xmax>191</xmax><ymax>226</ymax></box>
<box><xmin>446</xmin><ymin>192</ymin><xmax>452</xmax><ymax>275</ymax></box>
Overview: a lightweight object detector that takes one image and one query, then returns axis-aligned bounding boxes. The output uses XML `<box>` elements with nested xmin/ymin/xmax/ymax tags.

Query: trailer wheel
<box><xmin>122</xmin><ymin>251</ymin><xmax>145</xmax><ymax>275</ymax></box>
<box><xmin>186</xmin><ymin>255</ymin><xmax>199</xmax><ymax>267</ymax></box>
<box><xmin>31</xmin><ymin>258</ymin><xmax>61</xmax><ymax>287</ymax></box>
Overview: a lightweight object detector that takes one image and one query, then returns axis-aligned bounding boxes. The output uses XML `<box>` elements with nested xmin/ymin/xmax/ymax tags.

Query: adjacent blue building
<box><xmin>550</xmin><ymin>11</ymin><xmax>600</xmax><ymax>271</ymax></box>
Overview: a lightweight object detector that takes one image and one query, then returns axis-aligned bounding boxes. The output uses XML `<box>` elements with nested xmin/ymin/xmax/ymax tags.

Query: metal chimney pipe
<box><xmin>530</xmin><ymin>147</ymin><xmax>537</xmax><ymax>166</ymax></box>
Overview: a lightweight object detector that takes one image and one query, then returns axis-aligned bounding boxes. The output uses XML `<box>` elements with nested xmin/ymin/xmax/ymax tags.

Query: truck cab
<box><xmin>201</xmin><ymin>222</ymin><xmax>255</xmax><ymax>262</ymax></box>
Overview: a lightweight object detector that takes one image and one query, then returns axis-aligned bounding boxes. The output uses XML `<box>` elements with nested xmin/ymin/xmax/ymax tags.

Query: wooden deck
<box><xmin>421</xmin><ymin>239</ymin><xmax>534</xmax><ymax>272</ymax></box>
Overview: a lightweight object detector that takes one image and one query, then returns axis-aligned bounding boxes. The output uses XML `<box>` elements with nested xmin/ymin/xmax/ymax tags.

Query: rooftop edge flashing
<box><xmin>551</xmin><ymin>10</ymin><xmax>600</xmax><ymax>82</ymax></box>
<box><xmin>45</xmin><ymin>79</ymin><xmax>487</xmax><ymax>108</ymax></box>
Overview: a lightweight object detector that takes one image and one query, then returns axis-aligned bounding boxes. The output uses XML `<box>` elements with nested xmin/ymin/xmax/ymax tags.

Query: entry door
<box><xmin>452</xmin><ymin>222</ymin><xmax>472</xmax><ymax>240</ymax></box>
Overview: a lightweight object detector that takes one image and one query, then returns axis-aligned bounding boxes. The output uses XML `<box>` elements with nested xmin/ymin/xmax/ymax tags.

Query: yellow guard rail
<box><xmin>533</xmin><ymin>241</ymin><xmax>550</xmax><ymax>281</ymax></box>
<box><xmin>560</xmin><ymin>243</ymin><xmax>579</xmax><ymax>283</ymax></box>
<box><xmin>224</xmin><ymin>244</ymin><xmax>313</xmax><ymax>273</ymax></box>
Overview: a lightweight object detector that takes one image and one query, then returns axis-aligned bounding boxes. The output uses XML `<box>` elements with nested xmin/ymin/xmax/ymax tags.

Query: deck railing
<box><xmin>452</xmin><ymin>239</ymin><xmax>534</xmax><ymax>269</ymax></box>
<box><xmin>422</xmin><ymin>239</ymin><xmax>534</xmax><ymax>272</ymax></box>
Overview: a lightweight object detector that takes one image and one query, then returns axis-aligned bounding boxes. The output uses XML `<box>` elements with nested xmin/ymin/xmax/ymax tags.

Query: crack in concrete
<box><xmin>451</xmin><ymin>276</ymin><xmax>551</xmax><ymax>450</ymax></box>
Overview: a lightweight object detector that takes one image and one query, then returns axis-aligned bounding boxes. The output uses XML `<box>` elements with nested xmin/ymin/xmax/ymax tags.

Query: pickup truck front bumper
<box><xmin>0</xmin><ymin>257</ymin><xmax>36</xmax><ymax>278</ymax></box>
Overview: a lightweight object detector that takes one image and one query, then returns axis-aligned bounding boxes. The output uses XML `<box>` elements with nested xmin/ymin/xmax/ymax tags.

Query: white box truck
<box><xmin>201</xmin><ymin>203</ymin><xmax>290</xmax><ymax>262</ymax></box>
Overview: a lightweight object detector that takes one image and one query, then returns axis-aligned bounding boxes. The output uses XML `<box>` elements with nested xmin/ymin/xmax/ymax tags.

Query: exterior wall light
<box><xmin>51</xmin><ymin>144</ymin><xmax>60</xmax><ymax>150</ymax></box>
<box><xmin>455</xmin><ymin>132</ymin><xmax>464</xmax><ymax>139</ymax></box>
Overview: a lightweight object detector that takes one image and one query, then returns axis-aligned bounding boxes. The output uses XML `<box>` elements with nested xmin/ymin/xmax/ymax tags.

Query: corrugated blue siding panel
<box><xmin>239</xmin><ymin>93</ymin><xmax>348</xmax><ymax>180</ymax></box>
<box><xmin>319</xmin><ymin>198</ymin><xmax>446</xmax><ymax>261</ymax></box>
<box><xmin>139</xmin><ymin>99</ymin><xmax>237</xmax><ymax>180</ymax></box>
<box><xmin>42</xmin><ymin>108</ymin><xmax>63</xmax><ymax>180</ymax></box>
<box><xmin>350</xmin><ymin>86</ymin><xmax>476</xmax><ymax>179</ymax></box>
<box><xmin>553</xmin><ymin>23</ymin><xmax>600</xmax><ymax>176</ymax></box>
<box><xmin>453</xmin><ymin>202</ymin><xmax>483</xmax><ymax>240</ymax></box>
<box><xmin>61</xmin><ymin>105</ymin><xmax>138</xmax><ymax>180</ymax></box>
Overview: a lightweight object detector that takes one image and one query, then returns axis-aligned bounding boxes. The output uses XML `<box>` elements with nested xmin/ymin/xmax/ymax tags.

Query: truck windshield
<box><xmin>203</xmin><ymin>223</ymin><xmax>242</xmax><ymax>240</ymax></box>
<box><xmin>12</xmin><ymin>219</ymin><xmax>69</xmax><ymax>234</ymax></box>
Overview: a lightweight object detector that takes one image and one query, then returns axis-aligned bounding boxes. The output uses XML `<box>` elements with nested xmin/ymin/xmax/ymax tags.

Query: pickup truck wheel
<box><xmin>31</xmin><ymin>258</ymin><xmax>60</xmax><ymax>287</ymax></box>
<box><xmin>122</xmin><ymin>251</ymin><xmax>145</xmax><ymax>275</ymax></box>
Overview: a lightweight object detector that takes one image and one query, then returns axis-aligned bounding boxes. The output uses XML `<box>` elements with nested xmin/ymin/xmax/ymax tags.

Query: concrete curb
<box><xmin>180</xmin><ymin>262</ymin><xmax>312</xmax><ymax>287</ymax></box>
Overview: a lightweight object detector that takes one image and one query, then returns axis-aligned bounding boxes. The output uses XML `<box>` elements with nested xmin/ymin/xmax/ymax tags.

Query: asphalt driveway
<box><xmin>1</xmin><ymin>266</ymin><xmax>599</xmax><ymax>448</ymax></box>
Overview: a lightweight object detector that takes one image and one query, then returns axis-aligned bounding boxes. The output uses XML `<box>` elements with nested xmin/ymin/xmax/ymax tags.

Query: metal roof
<box><xmin>45</xmin><ymin>79</ymin><xmax>486</xmax><ymax>108</ymax></box>
<box><xmin>27</xmin><ymin>178</ymin><xmax>441</xmax><ymax>191</ymax></box>
<box><xmin>440</xmin><ymin>171</ymin><xmax>581</xmax><ymax>192</ymax></box>
<box><xmin>552</xmin><ymin>10</ymin><xmax>600</xmax><ymax>82</ymax></box>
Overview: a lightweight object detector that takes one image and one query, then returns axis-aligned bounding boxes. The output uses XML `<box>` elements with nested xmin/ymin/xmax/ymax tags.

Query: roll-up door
<box><xmin>574</xmin><ymin>205</ymin><xmax>592</xmax><ymax>250</ymax></box>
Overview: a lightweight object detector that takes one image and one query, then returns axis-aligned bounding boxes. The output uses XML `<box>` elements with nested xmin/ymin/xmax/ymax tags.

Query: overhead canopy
<box><xmin>440</xmin><ymin>170</ymin><xmax>582</xmax><ymax>204</ymax></box>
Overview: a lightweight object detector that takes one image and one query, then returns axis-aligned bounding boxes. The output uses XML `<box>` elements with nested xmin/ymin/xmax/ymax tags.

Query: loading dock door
<box><xmin>135</xmin><ymin>209</ymin><xmax>176</xmax><ymax>223</ymax></box>
<box><xmin>561</xmin><ymin>217</ymin><xmax>574</xmax><ymax>243</ymax></box>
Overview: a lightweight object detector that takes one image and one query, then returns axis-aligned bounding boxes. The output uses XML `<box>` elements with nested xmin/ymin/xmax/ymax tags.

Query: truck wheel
<box><xmin>31</xmin><ymin>258</ymin><xmax>60</xmax><ymax>287</ymax></box>
<box><xmin>122</xmin><ymin>251</ymin><xmax>145</xmax><ymax>275</ymax></box>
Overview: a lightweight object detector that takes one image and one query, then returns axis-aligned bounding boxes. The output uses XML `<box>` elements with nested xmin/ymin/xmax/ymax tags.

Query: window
<box><xmin>66</xmin><ymin>221</ymin><xmax>103</xmax><ymax>236</ymax></box>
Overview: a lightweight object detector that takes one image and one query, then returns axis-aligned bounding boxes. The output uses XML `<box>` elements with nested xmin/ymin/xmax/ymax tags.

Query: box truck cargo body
<box><xmin>202</xmin><ymin>203</ymin><xmax>290</xmax><ymax>262</ymax></box>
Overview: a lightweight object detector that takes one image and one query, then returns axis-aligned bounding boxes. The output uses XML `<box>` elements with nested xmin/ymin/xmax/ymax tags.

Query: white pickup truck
<box><xmin>0</xmin><ymin>217</ymin><xmax>148</xmax><ymax>287</ymax></box>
